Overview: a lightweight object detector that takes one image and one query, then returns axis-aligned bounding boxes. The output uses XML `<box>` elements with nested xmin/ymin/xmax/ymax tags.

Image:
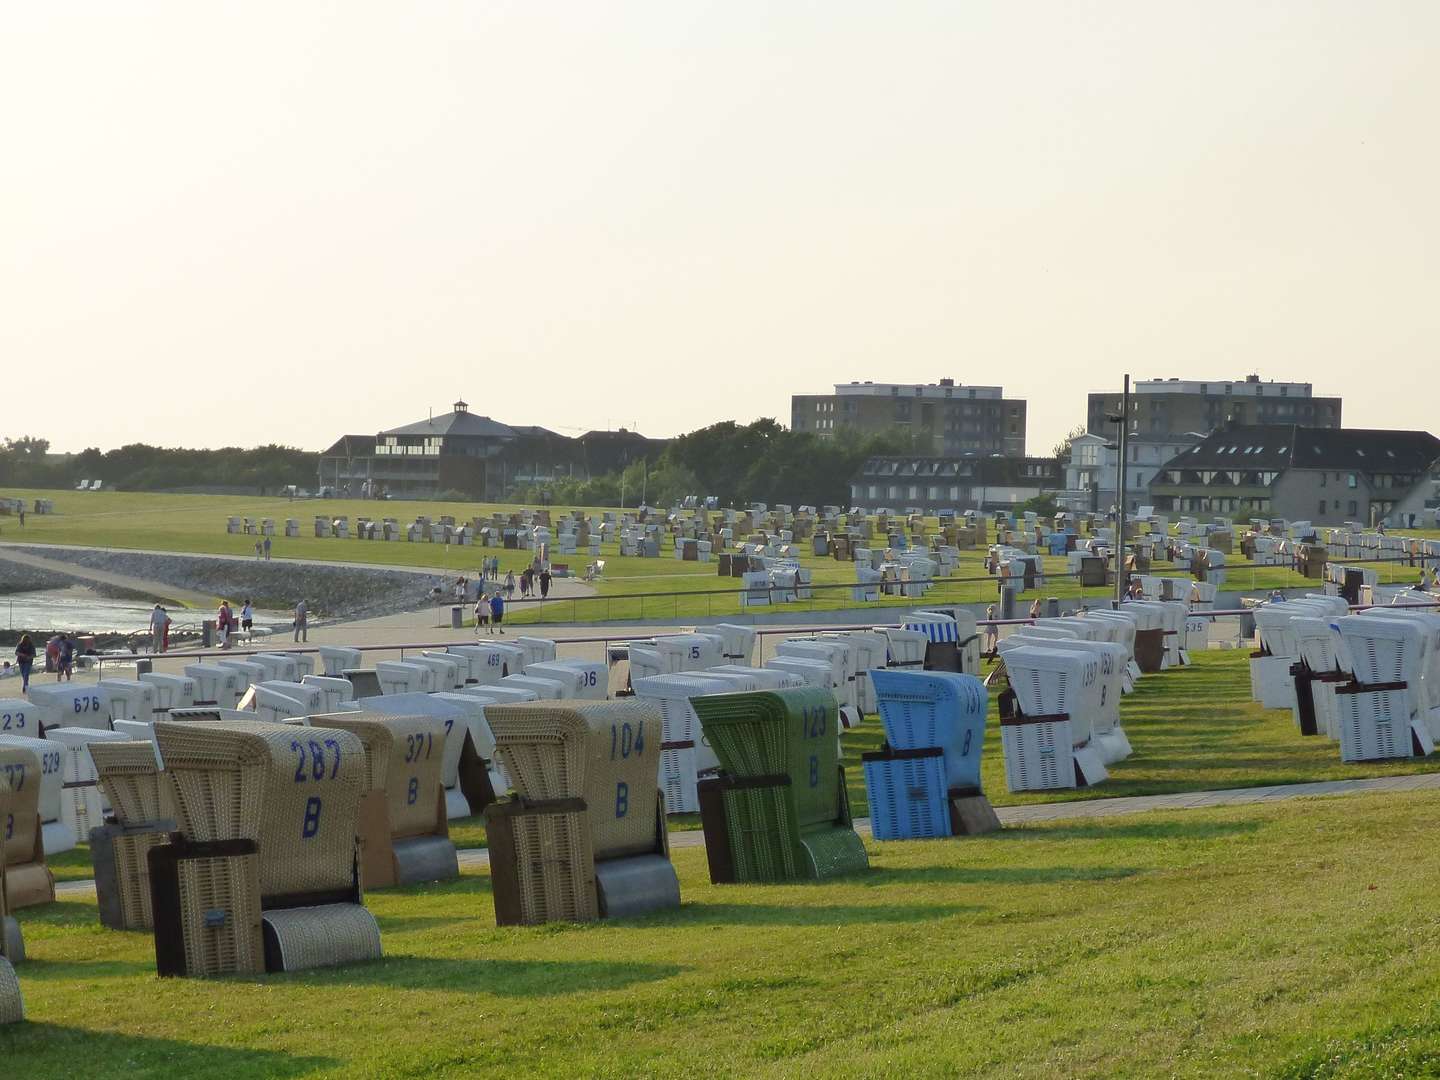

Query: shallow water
<box><xmin>0</xmin><ymin>588</ymin><xmax>184</xmax><ymax>634</ymax></box>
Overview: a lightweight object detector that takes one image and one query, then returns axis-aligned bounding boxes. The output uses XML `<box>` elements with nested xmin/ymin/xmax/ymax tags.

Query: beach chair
<box><xmin>0</xmin><ymin>734</ymin><xmax>71</xmax><ymax>855</ymax></box>
<box><xmin>149</xmin><ymin>720</ymin><xmax>381</xmax><ymax>976</ymax></box>
<box><xmin>0</xmin><ymin>774</ymin><xmax>25</xmax><ymax>1023</ymax></box>
<box><xmin>692</xmin><ymin>688</ymin><xmax>868</xmax><ymax>883</ymax></box>
<box><xmin>184</xmin><ymin>664</ymin><xmax>246</xmax><ymax>708</ymax></box>
<box><xmin>631</xmin><ymin>674</ymin><xmax>736</xmax><ymax>814</ymax></box>
<box><xmin>484</xmin><ymin>701</ymin><xmax>679</xmax><ymax>925</ymax></box>
<box><xmin>314</xmin><ymin>714</ymin><xmax>457</xmax><ymax>888</ymax></box>
<box><xmin>997</xmin><ymin>646</ymin><xmax>1108</xmax><ymax>791</ymax></box>
<box><xmin>318</xmin><ymin>647</ymin><xmax>363</xmax><ymax>678</ymax></box>
<box><xmin>89</xmin><ymin>741</ymin><xmax>174</xmax><ymax>931</ymax></box>
<box><xmin>863</xmin><ymin>671</ymin><xmax>997</xmax><ymax>839</ymax></box>
<box><xmin>0</xmin><ymin>743</ymin><xmax>55</xmax><ymax>909</ymax></box>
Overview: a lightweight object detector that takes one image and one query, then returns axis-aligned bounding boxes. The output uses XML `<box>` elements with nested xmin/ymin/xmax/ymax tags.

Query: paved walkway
<box><xmin>52</xmin><ymin>771</ymin><xmax>1440</xmax><ymax>895</ymax></box>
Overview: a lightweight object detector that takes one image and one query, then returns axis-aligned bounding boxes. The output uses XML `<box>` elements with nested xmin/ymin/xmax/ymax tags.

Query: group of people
<box><xmin>212</xmin><ymin>597</ymin><xmax>306</xmax><ymax>647</ymax></box>
<box><xmin>6</xmin><ymin>633</ymin><xmax>76</xmax><ymax>690</ymax></box>
<box><xmin>253</xmin><ymin>536</ymin><xmax>273</xmax><ymax>559</ymax></box>
<box><xmin>149</xmin><ymin>604</ymin><xmax>173</xmax><ymax>653</ymax></box>
<box><xmin>474</xmin><ymin>589</ymin><xmax>506</xmax><ymax>634</ymax></box>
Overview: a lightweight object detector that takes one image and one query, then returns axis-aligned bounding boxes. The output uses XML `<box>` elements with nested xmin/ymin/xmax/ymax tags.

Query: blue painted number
<box><xmin>301</xmin><ymin>796</ymin><xmax>322</xmax><ymax>838</ymax></box>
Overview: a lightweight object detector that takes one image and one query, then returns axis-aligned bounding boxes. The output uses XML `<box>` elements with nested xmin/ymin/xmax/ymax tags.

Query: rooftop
<box><xmin>832</xmin><ymin>380</ymin><xmax>1006</xmax><ymax>399</ymax></box>
<box><xmin>1162</xmin><ymin>425</ymin><xmax>1440</xmax><ymax>473</ymax></box>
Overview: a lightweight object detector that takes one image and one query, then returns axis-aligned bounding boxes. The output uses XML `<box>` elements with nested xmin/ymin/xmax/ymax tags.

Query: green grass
<box><xmin>13</xmin><ymin>649</ymin><xmax>1440</xmax><ymax>1074</ymax></box>
<box><xmin>2</xmin><ymin>487</ymin><xmax>1433</xmax><ymax>625</ymax></box>
<box><xmin>11</xmin><ymin>791</ymin><xmax>1440</xmax><ymax>1076</ymax></box>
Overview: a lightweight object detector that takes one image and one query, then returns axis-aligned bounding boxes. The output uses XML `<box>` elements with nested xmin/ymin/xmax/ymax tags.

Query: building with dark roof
<box><xmin>1149</xmin><ymin>424</ymin><xmax>1440</xmax><ymax>525</ymax></box>
<box><xmin>850</xmin><ymin>455</ymin><xmax>1061</xmax><ymax>514</ymax></box>
<box><xmin>318</xmin><ymin>401</ymin><xmax>667</xmax><ymax>500</ymax></box>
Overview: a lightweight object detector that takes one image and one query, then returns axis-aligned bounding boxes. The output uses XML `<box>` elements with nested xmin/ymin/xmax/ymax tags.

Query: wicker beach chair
<box><xmin>0</xmin><ymin>775</ymin><xmax>23</xmax><ymax>1024</ymax></box>
<box><xmin>314</xmin><ymin>714</ymin><xmax>458</xmax><ymax>888</ymax></box>
<box><xmin>0</xmin><ymin>744</ymin><xmax>55</xmax><ymax>910</ymax></box>
<box><xmin>692</xmin><ymin>688</ymin><xmax>868</xmax><ymax>884</ymax></box>
<box><xmin>485</xmin><ymin>700</ymin><xmax>678</xmax><ymax>926</ymax></box>
<box><xmin>0</xmin><ymin>734</ymin><xmax>73</xmax><ymax>856</ymax></box>
<box><xmin>89</xmin><ymin>741</ymin><xmax>174</xmax><ymax>931</ymax></box>
<box><xmin>861</xmin><ymin>670</ymin><xmax>999</xmax><ymax>840</ymax></box>
<box><xmin>150</xmin><ymin>720</ymin><xmax>380</xmax><ymax>977</ymax></box>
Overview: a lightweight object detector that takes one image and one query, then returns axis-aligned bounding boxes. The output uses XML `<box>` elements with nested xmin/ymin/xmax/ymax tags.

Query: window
<box><xmin>1134</xmin><ymin>472</ymin><xmax>1144</xmax><ymax>487</ymax></box>
<box><xmin>1320</xmin><ymin>472</ymin><xmax>1326</xmax><ymax>487</ymax></box>
<box><xmin>1319</xmin><ymin>500</ymin><xmax>1327</xmax><ymax>515</ymax></box>
<box><xmin>1348</xmin><ymin>474</ymin><xmax>1357</xmax><ymax>488</ymax></box>
<box><xmin>1348</xmin><ymin>501</ymin><xmax>1358</xmax><ymax>516</ymax></box>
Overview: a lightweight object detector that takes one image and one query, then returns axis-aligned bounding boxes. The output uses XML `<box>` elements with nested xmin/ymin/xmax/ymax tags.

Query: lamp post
<box><xmin>1108</xmin><ymin>374</ymin><xmax>1132</xmax><ymax>607</ymax></box>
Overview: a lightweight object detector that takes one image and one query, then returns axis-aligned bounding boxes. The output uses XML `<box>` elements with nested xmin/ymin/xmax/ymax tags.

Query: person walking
<box><xmin>489</xmin><ymin>590</ymin><xmax>506</xmax><ymax>635</ymax></box>
<box><xmin>217</xmin><ymin>600</ymin><xmax>234</xmax><ymax>649</ymax></box>
<box><xmin>539</xmin><ymin>568</ymin><xmax>552</xmax><ymax>599</ymax></box>
<box><xmin>983</xmin><ymin>604</ymin><xmax>998</xmax><ymax>655</ymax></box>
<box><xmin>293</xmin><ymin>599</ymin><xmax>308</xmax><ymax>643</ymax></box>
<box><xmin>1028</xmin><ymin>597</ymin><xmax>1042</xmax><ymax>621</ymax></box>
<box><xmin>263</xmin><ymin>535</ymin><xmax>272</xmax><ymax>560</ymax></box>
<box><xmin>504</xmin><ymin>570</ymin><xmax>515</xmax><ymax>600</ymax></box>
<box><xmin>17</xmin><ymin>507</ymin><xmax>24</xmax><ymax>527</ymax></box>
<box><xmin>475</xmin><ymin>592</ymin><xmax>491</xmax><ymax>635</ymax></box>
<box><xmin>14</xmin><ymin>634</ymin><xmax>35</xmax><ymax>692</ymax></box>
<box><xmin>254</xmin><ymin>540</ymin><xmax>263</xmax><ymax>559</ymax></box>
<box><xmin>57</xmin><ymin>634</ymin><xmax>74</xmax><ymax>681</ymax></box>
<box><xmin>149</xmin><ymin>604</ymin><xmax>168</xmax><ymax>654</ymax></box>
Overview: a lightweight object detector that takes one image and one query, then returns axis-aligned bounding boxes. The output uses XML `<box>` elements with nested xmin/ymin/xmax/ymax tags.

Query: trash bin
<box><xmin>451</xmin><ymin>605</ymin><xmax>463</xmax><ymax>630</ymax></box>
<box><xmin>202</xmin><ymin>619</ymin><xmax>216</xmax><ymax>647</ymax></box>
<box><xmin>1045</xmin><ymin>597</ymin><xmax>1060</xmax><ymax>618</ymax></box>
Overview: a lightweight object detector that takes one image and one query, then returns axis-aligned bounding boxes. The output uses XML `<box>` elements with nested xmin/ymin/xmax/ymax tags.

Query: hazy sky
<box><xmin>5</xmin><ymin>2</ymin><xmax>1437</xmax><ymax>455</ymax></box>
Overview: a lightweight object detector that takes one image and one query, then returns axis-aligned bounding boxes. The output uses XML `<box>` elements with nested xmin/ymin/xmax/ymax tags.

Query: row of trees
<box><xmin>0</xmin><ymin>437</ymin><xmax>314</xmax><ymax>492</ymax></box>
<box><xmin>515</xmin><ymin>419</ymin><xmax>917</xmax><ymax>509</ymax></box>
<box><xmin>2</xmin><ymin>418</ymin><xmax>921</xmax><ymax>506</ymax></box>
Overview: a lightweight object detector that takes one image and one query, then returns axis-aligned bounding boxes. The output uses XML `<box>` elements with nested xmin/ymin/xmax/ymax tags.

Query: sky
<box><xmin>4</xmin><ymin>2</ymin><xmax>1437</xmax><ymax>456</ymax></box>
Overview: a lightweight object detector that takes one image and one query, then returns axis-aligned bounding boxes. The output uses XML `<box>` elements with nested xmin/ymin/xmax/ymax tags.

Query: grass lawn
<box><xmin>4</xmin><ymin>488</ymin><xmax>1430</xmax><ymax>626</ymax></box>
<box><xmin>9</xmin><ymin>790</ymin><xmax>1440</xmax><ymax>1076</ymax></box>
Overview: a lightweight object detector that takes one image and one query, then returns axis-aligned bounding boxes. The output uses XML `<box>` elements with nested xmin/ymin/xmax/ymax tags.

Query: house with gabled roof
<box><xmin>1149</xmin><ymin>424</ymin><xmax>1440</xmax><ymax>525</ymax></box>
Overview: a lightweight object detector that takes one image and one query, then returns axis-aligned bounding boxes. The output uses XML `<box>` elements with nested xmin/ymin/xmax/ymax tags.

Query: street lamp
<box><xmin>1107</xmin><ymin>374</ymin><xmax>1132</xmax><ymax>606</ymax></box>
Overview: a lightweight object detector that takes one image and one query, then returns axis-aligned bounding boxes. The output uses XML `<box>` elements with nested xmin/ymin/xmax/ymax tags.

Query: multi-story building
<box><xmin>850</xmin><ymin>455</ymin><xmax>1061</xmax><ymax>514</ymax></box>
<box><xmin>1061</xmin><ymin>431</ymin><xmax>1203</xmax><ymax>514</ymax></box>
<box><xmin>1085</xmin><ymin>376</ymin><xmax>1341</xmax><ymax>437</ymax></box>
<box><xmin>792</xmin><ymin>379</ymin><xmax>1026</xmax><ymax>457</ymax></box>
<box><xmin>318</xmin><ymin>401</ymin><xmax>667</xmax><ymax>500</ymax></box>
<box><xmin>1149</xmin><ymin>424</ymin><xmax>1440</xmax><ymax>525</ymax></box>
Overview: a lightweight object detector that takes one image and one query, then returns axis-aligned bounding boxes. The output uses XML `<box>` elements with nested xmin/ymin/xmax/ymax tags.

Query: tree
<box><xmin>3</xmin><ymin>436</ymin><xmax>49</xmax><ymax>458</ymax></box>
<box><xmin>1018</xmin><ymin>493</ymin><xmax>1060</xmax><ymax>517</ymax></box>
<box><xmin>1051</xmin><ymin>424</ymin><xmax>1089</xmax><ymax>465</ymax></box>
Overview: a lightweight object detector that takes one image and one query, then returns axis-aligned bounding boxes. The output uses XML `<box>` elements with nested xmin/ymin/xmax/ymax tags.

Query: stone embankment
<box><xmin>0</xmin><ymin>545</ymin><xmax>448</xmax><ymax>622</ymax></box>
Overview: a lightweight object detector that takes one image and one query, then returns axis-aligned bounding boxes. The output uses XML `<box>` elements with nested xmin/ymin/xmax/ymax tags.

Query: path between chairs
<box><xmin>51</xmin><ymin>771</ymin><xmax>1440</xmax><ymax>895</ymax></box>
